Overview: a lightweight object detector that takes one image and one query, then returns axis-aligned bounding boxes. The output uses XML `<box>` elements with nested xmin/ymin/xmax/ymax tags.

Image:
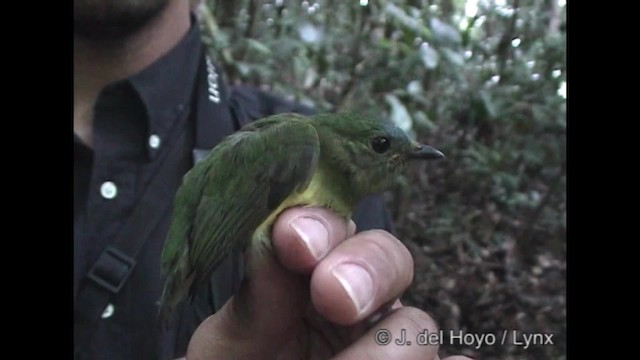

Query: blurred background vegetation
<box><xmin>197</xmin><ymin>0</ymin><xmax>566</xmax><ymax>358</ymax></box>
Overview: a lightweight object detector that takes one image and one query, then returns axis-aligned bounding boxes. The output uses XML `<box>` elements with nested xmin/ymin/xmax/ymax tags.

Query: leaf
<box><xmin>245</xmin><ymin>38</ymin><xmax>272</xmax><ymax>56</ymax></box>
<box><xmin>441</xmin><ymin>48</ymin><xmax>465</xmax><ymax>67</ymax></box>
<box><xmin>407</xmin><ymin>80</ymin><xmax>423</xmax><ymax>96</ymax></box>
<box><xmin>413</xmin><ymin>111</ymin><xmax>438</xmax><ymax>132</ymax></box>
<box><xmin>479</xmin><ymin>90</ymin><xmax>498</xmax><ymax>119</ymax></box>
<box><xmin>297</xmin><ymin>22</ymin><xmax>324</xmax><ymax>45</ymax></box>
<box><xmin>430</xmin><ymin>18</ymin><xmax>462</xmax><ymax>45</ymax></box>
<box><xmin>235</xmin><ymin>61</ymin><xmax>251</xmax><ymax>77</ymax></box>
<box><xmin>384</xmin><ymin>3</ymin><xmax>433</xmax><ymax>40</ymax></box>
<box><xmin>419</xmin><ymin>43</ymin><xmax>440</xmax><ymax>69</ymax></box>
<box><xmin>385</xmin><ymin>94</ymin><xmax>414</xmax><ymax>137</ymax></box>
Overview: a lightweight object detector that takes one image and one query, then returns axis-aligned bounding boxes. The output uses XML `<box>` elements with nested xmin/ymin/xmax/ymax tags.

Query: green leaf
<box><xmin>407</xmin><ymin>80</ymin><xmax>423</xmax><ymax>96</ymax></box>
<box><xmin>297</xmin><ymin>23</ymin><xmax>324</xmax><ymax>45</ymax></box>
<box><xmin>413</xmin><ymin>111</ymin><xmax>438</xmax><ymax>132</ymax></box>
<box><xmin>235</xmin><ymin>61</ymin><xmax>251</xmax><ymax>77</ymax></box>
<box><xmin>419</xmin><ymin>43</ymin><xmax>440</xmax><ymax>69</ymax></box>
<box><xmin>385</xmin><ymin>94</ymin><xmax>414</xmax><ymax>137</ymax></box>
<box><xmin>384</xmin><ymin>3</ymin><xmax>433</xmax><ymax>40</ymax></box>
<box><xmin>441</xmin><ymin>48</ymin><xmax>465</xmax><ymax>67</ymax></box>
<box><xmin>245</xmin><ymin>38</ymin><xmax>272</xmax><ymax>56</ymax></box>
<box><xmin>479</xmin><ymin>90</ymin><xmax>498</xmax><ymax>119</ymax></box>
<box><xmin>430</xmin><ymin>18</ymin><xmax>462</xmax><ymax>45</ymax></box>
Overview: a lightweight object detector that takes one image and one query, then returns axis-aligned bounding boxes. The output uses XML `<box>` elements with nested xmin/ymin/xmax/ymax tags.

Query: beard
<box><xmin>74</xmin><ymin>0</ymin><xmax>171</xmax><ymax>41</ymax></box>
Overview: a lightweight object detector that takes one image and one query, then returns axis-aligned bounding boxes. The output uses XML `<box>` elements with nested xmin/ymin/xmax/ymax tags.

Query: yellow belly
<box><xmin>251</xmin><ymin>168</ymin><xmax>350</xmax><ymax>249</ymax></box>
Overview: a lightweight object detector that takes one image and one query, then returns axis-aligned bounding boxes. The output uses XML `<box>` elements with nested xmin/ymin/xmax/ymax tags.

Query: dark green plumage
<box><xmin>159</xmin><ymin>112</ymin><xmax>443</xmax><ymax>322</ymax></box>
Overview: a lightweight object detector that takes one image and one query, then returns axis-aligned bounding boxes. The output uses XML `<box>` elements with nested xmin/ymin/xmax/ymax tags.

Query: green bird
<box><xmin>159</xmin><ymin>112</ymin><xmax>443</xmax><ymax>321</ymax></box>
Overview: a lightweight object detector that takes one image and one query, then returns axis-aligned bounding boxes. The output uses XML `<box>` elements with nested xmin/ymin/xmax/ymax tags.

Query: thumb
<box><xmin>187</xmin><ymin>207</ymin><xmax>352</xmax><ymax>359</ymax></box>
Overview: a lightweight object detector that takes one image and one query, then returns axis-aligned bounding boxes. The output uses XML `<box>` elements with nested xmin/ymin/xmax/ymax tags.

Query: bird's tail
<box><xmin>158</xmin><ymin>269</ymin><xmax>196</xmax><ymax>327</ymax></box>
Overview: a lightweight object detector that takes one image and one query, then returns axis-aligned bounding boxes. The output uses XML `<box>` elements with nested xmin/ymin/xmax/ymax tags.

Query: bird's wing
<box><xmin>166</xmin><ymin>113</ymin><xmax>321</xmax><ymax>297</ymax></box>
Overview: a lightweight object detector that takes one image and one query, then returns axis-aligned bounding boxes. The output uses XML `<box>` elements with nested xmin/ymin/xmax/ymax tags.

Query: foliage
<box><xmin>199</xmin><ymin>0</ymin><xmax>566</xmax><ymax>358</ymax></box>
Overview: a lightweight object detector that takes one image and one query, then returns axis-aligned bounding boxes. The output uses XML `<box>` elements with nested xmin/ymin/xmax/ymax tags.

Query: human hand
<box><xmin>186</xmin><ymin>207</ymin><xmax>472</xmax><ymax>360</ymax></box>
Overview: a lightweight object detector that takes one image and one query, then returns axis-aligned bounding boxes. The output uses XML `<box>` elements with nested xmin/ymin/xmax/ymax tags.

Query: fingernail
<box><xmin>347</xmin><ymin>220</ymin><xmax>357</xmax><ymax>236</ymax></box>
<box><xmin>332</xmin><ymin>263</ymin><xmax>374</xmax><ymax>315</ymax></box>
<box><xmin>290</xmin><ymin>216</ymin><xmax>329</xmax><ymax>260</ymax></box>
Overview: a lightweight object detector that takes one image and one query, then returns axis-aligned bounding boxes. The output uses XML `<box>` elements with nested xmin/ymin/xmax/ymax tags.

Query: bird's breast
<box><xmin>251</xmin><ymin>167</ymin><xmax>352</xmax><ymax>248</ymax></box>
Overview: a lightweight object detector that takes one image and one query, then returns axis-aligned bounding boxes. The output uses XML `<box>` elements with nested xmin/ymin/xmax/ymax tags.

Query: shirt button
<box><xmin>149</xmin><ymin>134</ymin><xmax>161</xmax><ymax>149</ymax></box>
<box><xmin>100</xmin><ymin>181</ymin><xmax>118</xmax><ymax>199</ymax></box>
<box><xmin>101</xmin><ymin>303</ymin><xmax>115</xmax><ymax>319</ymax></box>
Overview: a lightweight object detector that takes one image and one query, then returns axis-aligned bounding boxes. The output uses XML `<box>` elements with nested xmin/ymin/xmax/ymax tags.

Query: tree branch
<box><xmin>244</xmin><ymin>0</ymin><xmax>258</xmax><ymax>39</ymax></box>
<box><xmin>496</xmin><ymin>0</ymin><xmax>520</xmax><ymax>78</ymax></box>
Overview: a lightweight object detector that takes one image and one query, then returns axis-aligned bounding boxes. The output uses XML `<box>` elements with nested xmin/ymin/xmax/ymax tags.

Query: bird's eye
<box><xmin>371</xmin><ymin>136</ymin><xmax>391</xmax><ymax>153</ymax></box>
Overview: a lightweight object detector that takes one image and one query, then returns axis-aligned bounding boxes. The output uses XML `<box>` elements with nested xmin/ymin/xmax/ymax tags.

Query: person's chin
<box><xmin>74</xmin><ymin>19</ymin><xmax>151</xmax><ymax>42</ymax></box>
<box><xmin>74</xmin><ymin>0</ymin><xmax>170</xmax><ymax>42</ymax></box>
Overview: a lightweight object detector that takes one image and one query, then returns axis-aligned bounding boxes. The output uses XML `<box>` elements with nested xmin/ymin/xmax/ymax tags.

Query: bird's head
<box><xmin>314</xmin><ymin>112</ymin><xmax>444</xmax><ymax>197</ymax></box>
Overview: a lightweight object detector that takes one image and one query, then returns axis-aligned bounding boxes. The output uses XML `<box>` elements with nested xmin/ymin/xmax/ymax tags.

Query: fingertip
<box><xmin>271</xmin><ymin>207</ymin><xmax>351</xmax><ymax>273</ymax></box>
<box><xmin>348</xmin><ymin>220</ymin><xmax>357</xmax><ymax>236</ymax></box>
<box><xmin>310</xmin><ymin>230</ymin><xmax>415</xmax><ymax>325</ymax></box>
<box><xmin>311</xmin><ymin>261</ymin><xmax>375</xmax><ymax>325</ymax></box>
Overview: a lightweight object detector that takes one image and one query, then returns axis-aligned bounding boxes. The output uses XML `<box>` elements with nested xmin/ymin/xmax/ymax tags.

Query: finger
<box><xmin>310</xmin><ymin>229</ymin><xmax>414</xmax><ymax>325</ymax></box>
<box><xmin>187</xmin><ymin>244</ymin><xmax>308</xmax><ymax>359</ymax></box>
<box><xmin>187</xmin><ymin>207</ymin><xmax>354</xmax><ymax>359</ymax></box>
<box><xmin>391</xmin><ymin>299</ymin><xmax>403</xmax><ymax>310</ymax></box>
<box><xmin>271</xmin><ymin>207</ymin><xmax>352</xmax><ymax>273</ymax></box>
<box><xmin>333</xmin><ymin>307</ymin><xmax>440</xmax><ymax>360</ymax></box>
<box><xmin>348</xmin><ymin>219</ymin><xmax>357</xmax><ymax>236</ymax></box>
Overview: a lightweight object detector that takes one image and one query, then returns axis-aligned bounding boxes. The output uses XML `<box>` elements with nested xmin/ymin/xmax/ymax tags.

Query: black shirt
<box><xmin>74</xmin><ymin>17</ymin><xmax>394</xmax><ymax>360</ymax></box>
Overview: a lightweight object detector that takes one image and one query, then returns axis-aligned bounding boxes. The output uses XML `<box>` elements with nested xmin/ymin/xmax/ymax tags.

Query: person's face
<box><xmin>74</xmin><ymin>0</ymin><xmax>170</xmax><ymax>41</ymax></box>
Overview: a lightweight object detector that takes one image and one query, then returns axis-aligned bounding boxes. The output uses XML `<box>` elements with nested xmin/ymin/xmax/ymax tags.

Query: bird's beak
<box><xmin>407</xmin><ymin>142</ymin><xmax>444</xmax><ymax>160</ymax></box>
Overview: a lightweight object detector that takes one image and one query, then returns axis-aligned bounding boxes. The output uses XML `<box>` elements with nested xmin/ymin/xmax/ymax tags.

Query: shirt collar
<box><xmin>127</xmin><ymin>16</ymin><xmax>203</xmax><ymax>158</ymax></box>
